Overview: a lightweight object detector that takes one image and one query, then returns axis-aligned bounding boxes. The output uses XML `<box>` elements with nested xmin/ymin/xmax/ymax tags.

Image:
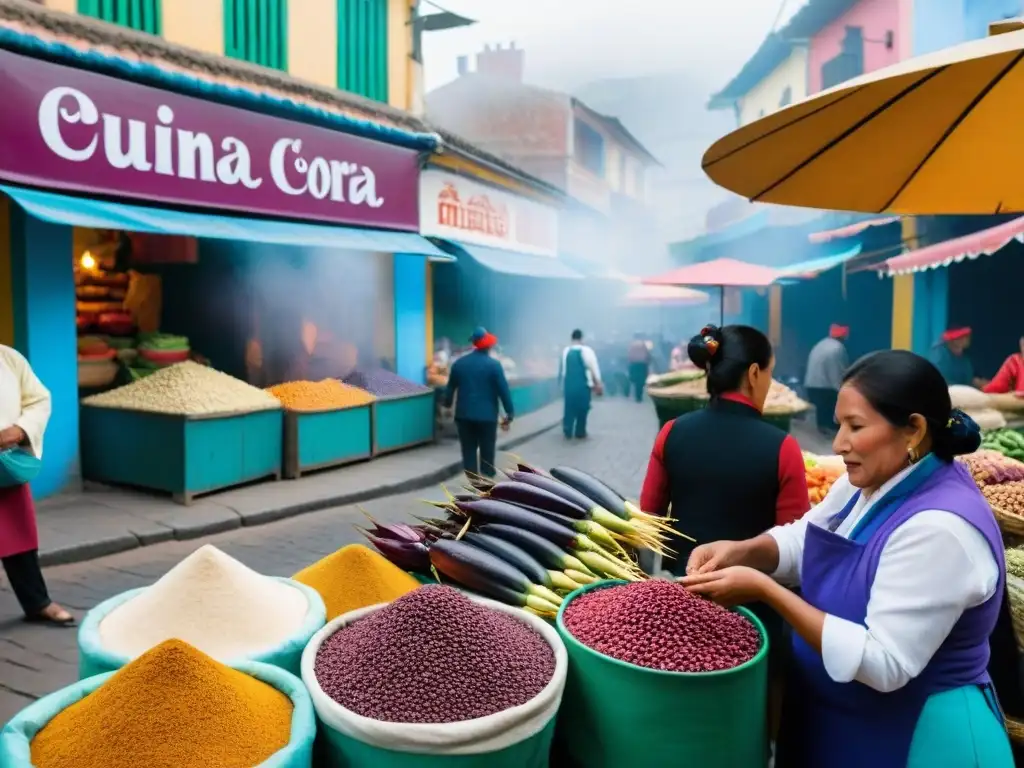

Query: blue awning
<box><xmin>436</xmin><ymin>240</ymin><xmax>583</xmax><ymax>279</ymax></box>
<box><xmin>0</xmin><ymin>185</ymin><xmax>453</xmax><ymax>261</ymax></box>
<box><xmin>775</xmin><ymin>243</ymin><xmax>863</xmax><ymax>284</ymax></box>
<box><xmin>560</xmin><ymin>255</ymin><xmax>631</xmax><ymax>282</ymax></box>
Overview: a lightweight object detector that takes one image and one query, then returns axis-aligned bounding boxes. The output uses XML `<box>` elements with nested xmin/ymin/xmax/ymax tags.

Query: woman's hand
<box><xmin>0</xmin><ymin>425</ymin><xmax>26</xmax><ymax>449</ymax></box>
<box><xmin>685</xmin><ymin>540</ymin><xmax>748</xmax><ymax>575</ymax></box>
<box><xmin>678</xmin><ymin>566</ymin><xmax>773</xmax><ymax>608</ymax></box>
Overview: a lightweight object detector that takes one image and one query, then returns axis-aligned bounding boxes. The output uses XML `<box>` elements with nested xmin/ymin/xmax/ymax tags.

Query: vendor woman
<box><xmin>681</xmin><ymin>349</ymin><xmax>1014</xmax><ymax>767</ymax></box>
<box><xmin>984</xmin><ymin>336</ymin><xmax>1024</xmax><ymax>394</ymax></box>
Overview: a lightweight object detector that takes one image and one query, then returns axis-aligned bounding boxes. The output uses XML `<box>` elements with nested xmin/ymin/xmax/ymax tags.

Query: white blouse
<box><xmin>0</xmin><ymin>345</ymin><xmax>51</xmax><ymax>458</ymax></box>
<box><xmin>767</xmin><ymin>460</ymin><xmax>1000</xmax><ymax>694</ymax></box>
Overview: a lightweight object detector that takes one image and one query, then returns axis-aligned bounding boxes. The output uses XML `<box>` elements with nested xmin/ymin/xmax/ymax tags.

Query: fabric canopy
<box><xmin>643</xmin><ymin>258</ymin><xmax>780</xmax><ymax>288</ymax></box>
<box><xmin>701</xmin><ymin>25</ymin><xmax>1024</xmax><ymax>214</ymax></box>
<box><xmin>561</xmin><ymin>256</ymin><xmax>632</xmax><ymax>282</ymax></box>
<box><xmin>437</xmin><ymin>240</ymin><xmax>583</xmax><ymax>279</ymax></box>
<box><xmin>776</xmin><ymin>243</ymin><xmax>864</xmax><ymax>282</ymax></box>
<box><xmin>620</xmin><ymin>284</ymin><xmax>709</xmax><ymax>306</ymax></box>
<box><xmin>808</xmin><ymin>217</ymin><xmax>901</xmax><ymax>244</ymax></box>
<box><xmin>884</xmin><ymin>216</ymin><xmax>1024</xmax><ymax>276</ymax></box>
<box><xmin>1</xmin><ymin>184</ymin><xmax>453</xmax><ymax>261</ymax></box>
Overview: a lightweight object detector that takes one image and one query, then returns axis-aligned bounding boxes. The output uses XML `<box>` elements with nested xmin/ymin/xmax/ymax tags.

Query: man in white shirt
<box><xmin>559</xmin><ymin>329</ymin><xmax>602</xmax><ymax>439</ymax></box>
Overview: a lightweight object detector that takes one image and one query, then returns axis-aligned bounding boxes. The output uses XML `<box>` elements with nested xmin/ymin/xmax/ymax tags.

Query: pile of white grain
<box><xmin>99</xmin><ymin>544</ymin><xmax>308</xmax><ymax>661</ymax></box>
<box><xmin>82</xmin><ymin>361</ymin><xmax>280</xmax><ymax>415</ymax></box>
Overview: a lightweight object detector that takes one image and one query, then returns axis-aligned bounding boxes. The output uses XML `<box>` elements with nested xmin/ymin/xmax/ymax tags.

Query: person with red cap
<box><xmin>928</xmin><ymin>328</ymin><xmax>986</xmax><ymax>389</ymax></box>
<box><xmin>805</xmin><ymin>324</ymin><xmax>850</xmax><ymax>434</ymax></box>
<box><xmin>442</xmin><ymin>327</ymin><xmax>514</xmax><ymax>485</ymax></box>
<box><xmin>983</xmin><ymin>338</ymin><xmax>1024</xmax><ymax>395</ymax></box>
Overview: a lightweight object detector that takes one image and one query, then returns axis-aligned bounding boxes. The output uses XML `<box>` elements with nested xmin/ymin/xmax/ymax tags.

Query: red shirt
<box><xmin>984</xmin><ymin>354</ymin><xmax>1024</xmax><ymax>394</ymax></box>
<box><xmin>639</xmin><ymin>392</ymin><xmax>810</xmax><ymax>527</ymax></box>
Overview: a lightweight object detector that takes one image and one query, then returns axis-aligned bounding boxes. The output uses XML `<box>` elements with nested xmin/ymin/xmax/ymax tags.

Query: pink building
<box><xmin>806</xmin><ymin>0</ymin><xmax>912</xmax><ymax>94</ymax></box>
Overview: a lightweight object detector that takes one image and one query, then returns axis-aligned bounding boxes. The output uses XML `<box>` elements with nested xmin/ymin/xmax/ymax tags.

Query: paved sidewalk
<box><xmin>0</xmin><ymin>396</ymin><xmax>659</xmax><ymax>724</ymax></box>
<box><xmin>32</xmin><ymin>402</ymin><xmax>563</xmax><ymax>567</ymax></box>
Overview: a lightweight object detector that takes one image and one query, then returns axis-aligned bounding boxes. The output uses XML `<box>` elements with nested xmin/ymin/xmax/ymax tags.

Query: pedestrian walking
<box><xmin>805</xmin><ymin>324</ymin><xmax>850</xmax><ymax>435</ymax></box>
<box><xmin>0</xmin><ymin>345</ymin><xmax>74</xmax><ymax>626</ymax></box>
<box><xmin>559</xmin><ymin>329</ymin><xmax>603</xmax><ymax>440</ymax></box>
<box><xmin>626</xmin><ymin>332</ymin><xmax>652</xmax><ymax>402</ymax></box>
<box><xmin>442</xmin><ymin>327</ymin><xmax>513</xmax><ymax>485</ymax></box>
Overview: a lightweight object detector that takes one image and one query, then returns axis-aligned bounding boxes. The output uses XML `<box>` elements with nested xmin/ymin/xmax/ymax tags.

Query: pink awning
<box><xmin>808</xmin><ymin>217</ymin><xmax>901</xmax><ymax>244</ymax></box>
<box><xmin>884</xmin><ymin>216</ymin><xmax>1024</xmax><ymax>276</ymax></box>
<box><xmin>621</xmin><ymin>284</ymin><xmax>709</xmax><ymax>306</ymax></box>
<box><xmin>643</xmin><ymin>258</ymin><xmax>779</xmax><ymax>288</ymax></box>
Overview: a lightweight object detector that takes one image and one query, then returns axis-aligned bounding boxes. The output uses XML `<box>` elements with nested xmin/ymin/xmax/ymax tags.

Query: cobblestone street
<box><xmin>0</xmin><ymin>397</ymin><xmax>662</xmax><ymax>724</ymax></box>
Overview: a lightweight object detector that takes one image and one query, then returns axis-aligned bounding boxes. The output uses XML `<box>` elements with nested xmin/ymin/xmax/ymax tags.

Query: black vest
<box><xmin>662</xmin><ymin>397</ymin><xmax>787</xmax><ymax>574</ymax></box>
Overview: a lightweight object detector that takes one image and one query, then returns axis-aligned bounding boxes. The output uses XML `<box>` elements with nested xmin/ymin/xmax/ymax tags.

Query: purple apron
<box><xmin>775</xmin><ymin>457</ymin><xmax>1006</xmax><ymax>768</ymax></box>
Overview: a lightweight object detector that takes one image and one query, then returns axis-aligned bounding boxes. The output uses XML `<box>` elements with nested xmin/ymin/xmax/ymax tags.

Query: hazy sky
<box><xmin>421</xmin><ymin>0</ymin><xmax>806</xmax><ymax>93</ymax></box>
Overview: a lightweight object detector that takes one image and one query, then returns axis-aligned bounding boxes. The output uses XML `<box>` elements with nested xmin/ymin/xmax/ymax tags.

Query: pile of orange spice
<box><xmin>266</xmin><ymin>379</ymin><xmax>375</xmax><ymax>411</ymax></box>
<box><xmin>31</xmin><ymin>639</ymin><xmax>292</xmax><ymax>768</ymax></box>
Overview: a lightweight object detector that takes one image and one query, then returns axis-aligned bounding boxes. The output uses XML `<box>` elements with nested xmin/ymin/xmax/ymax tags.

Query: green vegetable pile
<box><xmin>980</xmin><ymin>429</ymin><xmax>1024</xmax><ymax>462</ymax></box>
<box><xmin>1007</xmin><ymin>547</ymin><xmax>1024</xmax><ymax>580</ymax></box>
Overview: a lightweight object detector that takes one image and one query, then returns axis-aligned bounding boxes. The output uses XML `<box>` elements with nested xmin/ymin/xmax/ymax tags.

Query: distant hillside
<box><xmin>574</xmin><ymin>72</ymin><xmax>735</xmax><ymax>242</ymax></box>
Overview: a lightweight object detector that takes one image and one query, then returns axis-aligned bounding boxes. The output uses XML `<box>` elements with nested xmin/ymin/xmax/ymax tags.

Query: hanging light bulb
<box><xmin>80</xmin><ymin>251</ymin><xmax>97</xmax><ymax>270</ymax></box>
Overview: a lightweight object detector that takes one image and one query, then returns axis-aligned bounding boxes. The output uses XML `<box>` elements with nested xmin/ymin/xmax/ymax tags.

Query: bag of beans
<box><xmin>77</xmin><ymin>575</ymin><xmax>326</xmax><ymax>679</ymax></box>
<box><xmin>300</xmin><ymin>588</ymin><xmax>568</xmax><ymax>767</ymax></box>
<box><xmin>0</xmin><ymin>655</ymin><xmax>316</xmax><ymax>767</ymax></box>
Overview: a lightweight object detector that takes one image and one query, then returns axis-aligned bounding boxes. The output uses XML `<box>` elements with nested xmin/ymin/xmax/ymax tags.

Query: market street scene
<box><xmin>5</xmin><ymin>0</ymin><xmax>1024</xmax><ymax>765</ymax></box>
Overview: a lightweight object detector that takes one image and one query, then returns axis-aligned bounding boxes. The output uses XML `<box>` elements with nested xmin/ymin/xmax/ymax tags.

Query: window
<box><xmin>78</xmin><ymin>0</ymin><xmax>161</xmax><ymax>35</ymax></box>
<box><xmin>224</xmin><ymin>0</ymin><xmax>288</xmax><ymax>71</ymax></box>
<box><xmin>574</xmin><ymin>120</ymin><xmax>605</xmax><ymax>177</ymax></box>
<box><xmin>337</xmin><ymin>0</ymin><xmax>389</xmax><ymax>102</ymax></box>
<box><xmin>821</xmin><ymin>26</ymin><xmax>864</xmax><ymax>90</ymax></box>
<box><xmin>779</xmin><ymin>86</ymin><xmax>792</xmax><ymax>108</ymax></box>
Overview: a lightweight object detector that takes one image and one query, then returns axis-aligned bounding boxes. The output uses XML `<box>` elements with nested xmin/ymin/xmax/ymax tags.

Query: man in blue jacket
<box><xmin>443</xmin><ymin>327</ymin><xmax>514</xmax><ymax>484</ymax></box>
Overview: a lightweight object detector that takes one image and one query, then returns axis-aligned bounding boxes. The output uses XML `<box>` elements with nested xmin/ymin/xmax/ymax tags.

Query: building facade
<box><xmin>39</xmin><ymin>0</ymin><xmax>419</xmax><ymax>111</ymax></box>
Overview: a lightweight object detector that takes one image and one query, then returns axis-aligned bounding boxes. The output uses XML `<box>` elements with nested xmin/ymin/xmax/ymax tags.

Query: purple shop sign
<box><xmin>0</xmin><ymin>49</ymin><xmax>420</xmax><ymax>230</ymax></box>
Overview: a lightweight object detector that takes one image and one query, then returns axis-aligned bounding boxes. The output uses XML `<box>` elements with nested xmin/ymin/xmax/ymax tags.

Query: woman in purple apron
<box><xmin>681</xmin><ymin>349</ymin><xmax>1014</xmax><ymax>767</ymax></box>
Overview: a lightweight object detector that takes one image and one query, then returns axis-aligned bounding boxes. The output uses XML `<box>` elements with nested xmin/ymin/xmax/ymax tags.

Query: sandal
<box><xmin>24</xmin><ymin>603</ymin><xmax>76</xmax><ymax>627</ymax></box>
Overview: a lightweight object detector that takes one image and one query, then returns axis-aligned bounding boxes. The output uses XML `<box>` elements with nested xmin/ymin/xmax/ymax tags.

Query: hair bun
<box><xmin>687</xmin><ymin>325</ymin><xmax>724</xmax><ymax>371</ymax></box>
<box><xmin>937</xmin><ymin>408</ymin><xmax>982</xmax><ymax>458</ymax></box>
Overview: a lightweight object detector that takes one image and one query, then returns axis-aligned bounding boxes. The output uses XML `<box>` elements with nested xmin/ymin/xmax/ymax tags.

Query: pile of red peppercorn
<box><xmin>562</xmin><ymin>580</ymin><xmax>761</xmax><ymax>673</ymax></box>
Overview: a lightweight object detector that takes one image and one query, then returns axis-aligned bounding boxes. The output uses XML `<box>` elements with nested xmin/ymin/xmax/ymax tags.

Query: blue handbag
<box><xmin>0</xmin><ymin>448</ymin><xmax>41</xmax><ymax>487</ymax></box>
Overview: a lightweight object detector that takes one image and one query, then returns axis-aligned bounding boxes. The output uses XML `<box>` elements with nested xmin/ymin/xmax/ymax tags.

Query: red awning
<box><xmin>884</xmin><ymin>216</ymin><xmax>1024</xmax><ymax>276</ymax></box>
<box><xmin>643</xmin><ymin>258</ymin><xmax>779</xmax><ymax>288</ymax></box>
<box><xmin>808</xmin><ymin>217</ymin><xmax>901</xmax><ymax>244</ymax></box>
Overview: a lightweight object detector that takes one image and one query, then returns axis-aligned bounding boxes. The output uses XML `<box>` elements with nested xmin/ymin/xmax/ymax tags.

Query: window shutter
<box><xmin>337</xmin><ymin>0</ymin><xmax>389</xmax><ymax>102</ymax></box>
<box><xmin>78</xmin><ymin>0</ymin><xmax>162</xmax><ymax>35</ymax></box>
<box><xmin>224</xmin><ymin>0</ymin><xmax>288</xmax><ymax>71</ymax></box>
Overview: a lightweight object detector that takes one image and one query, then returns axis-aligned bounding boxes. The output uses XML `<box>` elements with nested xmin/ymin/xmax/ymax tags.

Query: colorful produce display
<box><xmin>83</xmin><ymin>361</ymin><xmax>280</xmax><ymax>415</ymax></box>
<box><xmin>99</xmin><ymin>545</ymin><xmax>309</xmax><ymax>661</ymax></box>
<box><xmin>344</xmin><ymin>368</ymin><xmax>430</xmax><ymax>397</ymax></box>
<box><xmin>804</xmin><ymin>452</ymin><xmax>846</xmax><ymax>506</ymax></box>
<box><xmin>363</xmin><ymin>463</ymin><xmax>682</xmax><ymax>617</ymax></box>
<box><xmin>647</xmin><ymin>373</ymin><xmax>810</xmax><ymax>415</ymax></box>
<box><xmin>980</xmin><ymin>429</ymin><xmax>1024</xmax><ymax>462</ymax></box>
<box><xmin>30</xmin><ymin>640</ymin><xmax>292</xmax><ymax>768</ymax></box>
<box><xmin>982</xmin><ymin>482</ymin><xmax>1024</xmax><ymax>516</ymax></box>
<box><xmin>646</xmin><ymin>368</ymin><xmax>705</xmax><ymax>388</ymax></box>
<box><xmin>266</xmin><ymin>379</ymin><xmax>375</xmax><ymax>411</ymax></box>
<box><xmin>763</xmin><ymin>380</ymin><xmax>811</xmax><ymax>416</ymax></box>
<box><xmin>958</xmin><ymin>450</ymin><xmax>1024</xmax><ymax>487</ymax></box>
<box><xmin>313</xmin><ymin>585</ymin><xmax>555</xmax><ymax>723</ymax></box>
<box><xmin>562</xmin><ymin>580</ymin><xmax>761</xmax><ymax>673</ymax></box>
<box><xmin>292</xmin><ymin>543</ymin><xmax>420</xmax><ymax>621</ymax></box>
<box><xmin>1006</xmin><ymin>547</ymin><xmax>1024</xmax><ymax>580</ymax></box>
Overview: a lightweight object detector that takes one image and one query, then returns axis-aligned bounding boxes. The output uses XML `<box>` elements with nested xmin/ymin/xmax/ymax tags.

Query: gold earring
<box><xmin>908</xmin><ymin>446</ymin><xmax>919</xmax><ymax>464</ymax></box>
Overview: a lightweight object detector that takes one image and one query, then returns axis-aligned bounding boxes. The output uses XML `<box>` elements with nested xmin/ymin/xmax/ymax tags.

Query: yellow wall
<box><xmin>429</xmin><ymin>155</ymin><xmax>561</xmax><ymax>204</ymax></box>
<box><xmin>387</xmin><ymin>0</ymin><xmax>414</xmax><ymax>111</ymax></box>
<box><xmin>0</xmin><ymin>197</ymin><xmax>12</xmax><ymax>347</ymax></box>
<box><xmin>41</xmin><ymin>0</ymin><xmax>76</xmax><ymax>13</ymax></box>
<box><xmin>162</xmin><ymin>0</ymin><xmax>224</xmax><ymax>55</ymax></box>
<box><xmin>287</xmin><ymin>0</ymin><xmax>337</xmax><ymax>88</ymax></box>
<box><xmin>891</xmin><ymin>217</ymin><xmax>917</xmax><ymax>350</ymax></box>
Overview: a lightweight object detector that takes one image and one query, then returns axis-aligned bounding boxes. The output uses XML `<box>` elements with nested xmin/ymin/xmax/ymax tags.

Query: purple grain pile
<box><xmin>314</xmin><ymin>585</ymin><xmax>555</xmax><ymax>723</ymax></box>
<box><xmin>344</xmin><ymin>369</ymin><xmax>429</xmax><ymax>397</ymax></box>
<box><xmin>563</xmin><ymin>580</ymin><xmax>761</xmax><ymax>673</ymax></box>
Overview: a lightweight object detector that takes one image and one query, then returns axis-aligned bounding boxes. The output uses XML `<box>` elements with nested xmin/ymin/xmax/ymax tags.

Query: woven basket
<box><xmin>993</xmin><ymin>505</ymin><xmax>1024</xmax><ymax>537</ymax></box>
<box><xmin>1005</xmin><ymin>714</ymin><xmax>1024</xmax><ymax>743</ymax></box>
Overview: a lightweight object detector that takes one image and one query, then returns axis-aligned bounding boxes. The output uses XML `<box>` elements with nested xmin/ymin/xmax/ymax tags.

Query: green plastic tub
<box><xmin>554</xmin><ymin>580</ymin><xmax>769</xmax><ymax>768</ymax></box>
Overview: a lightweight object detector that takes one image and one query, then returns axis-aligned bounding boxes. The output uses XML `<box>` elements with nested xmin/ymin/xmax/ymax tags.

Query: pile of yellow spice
<box><xmin>31</xmin><ymin>639</ymin><xmax>292</xmax><ymax>768</ymax></box>
<box><xmin>293</xmin><ymin>543</ymin><xmax>421</xmax><ymax>620</ymax></box>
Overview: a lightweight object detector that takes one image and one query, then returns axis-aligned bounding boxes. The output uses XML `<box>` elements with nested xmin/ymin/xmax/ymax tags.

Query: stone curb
<box><xmin>38</xmin><ymin>418</ymin><xmax>560</xmax><ymax>568</ymax></box>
